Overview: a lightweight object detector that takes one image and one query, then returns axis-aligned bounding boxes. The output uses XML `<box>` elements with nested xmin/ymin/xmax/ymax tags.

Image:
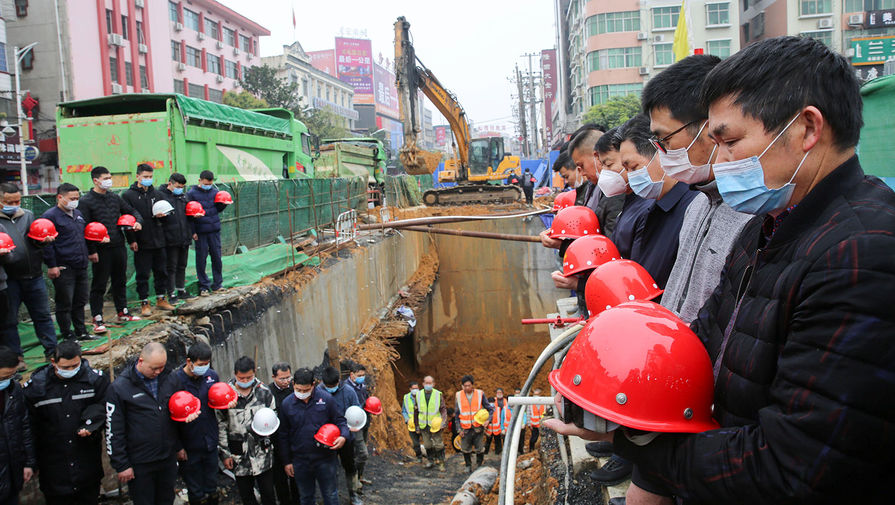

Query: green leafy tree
<box><xmin>223</xmin><ymin>90</ymin><xmax>268</xmax><ymax>109</ymax></box>
<box><xmin>240</xmin><ymin>65</ymin><xmax>298</xmax><ymax>109</ymax></box>
<box><xmin>582</xmin><ymin>94</ymin><xmax>642</xmax><ymax>129</ymax></box>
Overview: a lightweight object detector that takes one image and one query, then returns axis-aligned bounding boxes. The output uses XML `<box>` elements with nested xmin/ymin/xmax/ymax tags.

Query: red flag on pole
<box><xmin>292</xmin><ymin>7</ymin><xmax>296</xmax><ymax>29</ymax></box>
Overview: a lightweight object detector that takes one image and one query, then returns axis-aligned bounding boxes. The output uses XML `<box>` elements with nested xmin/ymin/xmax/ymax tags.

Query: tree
<box><xmin>240</xmin><ymin>65</ymin><xmax>298</xmax><ymax>109</ymax></box>
<box><xmin>582</xmin><ymin>94</ymin><xmax>642</xmax><ymax>129</ymax></box>
<box><xmin>295</xmin><ymin>104</ymin><xmax>349</xmax><ymax>139</ymax></box>
<box><xmin>223</xmin><ymin>90</ymin><xmax>268</xmax><ymax>109</ymax></box>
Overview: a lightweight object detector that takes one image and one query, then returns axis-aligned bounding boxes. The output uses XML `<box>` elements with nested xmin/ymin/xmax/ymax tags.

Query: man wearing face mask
<box><xmin>401</xmin><ymin>381</ymin><xmax>424</xmax><ymax>463</ymax></box>
<box><xmin>79</xmin><ymin>166</ymin><xmax>144</xmax><ymax>332</ymax></box>
<box><xmin>269</xmin><ymin>362</ymin><xmax>298</xmax><ymax>505</ymax></box>
<box><xmin>564</xmin><ymin>125</ymin><xmax>626</xmax><ymax>237</ymax></box>
<box><xmin>41</xmin><ymin>184</ymin><xmax>93</xmax><ymax>342</ymax></box>
<box><xmin>217</xmin><ymin>356</ymin><xmax>277</xmax><ymax>505</ymax></box>
<box><xmin>0</xmin><ymin>345</ymin><xmax>35</xmax><ymax>505</ymax></box>
<box><xmin>417</xmin><ymin>375</ymin><xmax>447</xmax><ymax>471</ymax></box>
<box><xmin>122</xmin><ymin>164</ymin><xmax>173</xmax><ymax>317</ymax></box>
<box><xmin>643</xmin><ymin>55</ymin><xmax>755</xmax><ymax>325</ymax></box>
<box><xmin>174</xmin><ymin>342</ymin><xmax>220</xmax><ymax>505</ymax></box>
<box><xmin>188</xmin><ymin>170</ymin><xmax>226</xmax><ymax>297</ymax></box>
<box><xmin>317</xmin><ymin>366</ymin><xmax>363</xmax><ymax>505</ymax></box>
<box><xmin>344</xmin><ymin>364</ymin><xmax>371</xmax><ymax>486</ymax></box>
<box><xmin>23</xmin><ymin>340</ymin><xmax>109</xmax><ymax>505</ymax></box>
<box><xmin>158</xmin><ymin>173</ymin><xmax>193</xmax><ymax>303</ymax></box>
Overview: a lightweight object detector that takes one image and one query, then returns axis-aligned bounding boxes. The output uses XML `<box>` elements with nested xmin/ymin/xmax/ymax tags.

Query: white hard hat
<box><xmin>251</xmin><ymin>407</ymin><xmax>280</xmax><ymax>437</ymax></box>
<box><xmin>345</xmin><ymin>405</ymin><xmax>367</xmax><ymax>432</ymax></box>
<box><xmin>152</xmin><ymin>200</ymin><xmax>175</xmax><ymax>216</ymax></box>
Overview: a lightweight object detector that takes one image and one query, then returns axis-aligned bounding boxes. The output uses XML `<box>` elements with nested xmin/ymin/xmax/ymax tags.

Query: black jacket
<box><xmin>79</xmin><ymin>188</ymin><xmax>143</xmax><ymax>251</ymax></box>
<box><xmin>106</xmin><ymin>362</ymin><xmax>182</xmax><ymax>471</ymax></box>
<box><xmin>41</xmin><ymin>206</ymin><xmax>89</xmax><ymax>270</ymax></box>
<box><xmin>121</xmin><ymin>183</ymin><xmax>167</xmax><ymax>250</ymax></box>
<box><xmin>615</xmin><ymin>157</ymin><xmax>895</xmax><ymax>504</ymax></box>
<box><xmin>174</xmin><ymin>367</ymin><xmax>219</xmax><ymax>453</ymax></box>
<box><xmin>158</xmin><ymin>186</ymin><xmax>192</xmax><ymax>248</ymax></box>
<box><xmin>0</xmin><ymin>381</ymin><xmax>36</xmax><ymax>502</ymax></box>
<box><xmin>23</xmin><ymin>360</ymin><xmax>109</xmax><ymax>496</ymax></box>
<box><xmin>0</xmin><ymin>208</ymin><xmax>47</xmax><ymax>280</ymax></box>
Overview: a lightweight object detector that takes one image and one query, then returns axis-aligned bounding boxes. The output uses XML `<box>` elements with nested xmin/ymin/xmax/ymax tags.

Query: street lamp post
<box><xmin>13</xmin><ymin>42</ymin><xmax>38</xmax><ymax>195</ymax></box>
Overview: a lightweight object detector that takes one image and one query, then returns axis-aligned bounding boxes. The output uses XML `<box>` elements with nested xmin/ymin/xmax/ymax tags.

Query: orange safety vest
<box><xmin>486</xmin><ymin>401</ymin><xmax>512</xmax><ymax>435</ymax></box>
<box><xmin>456</xmin><ymin>389</ymin><xmax>484</xmax><ymax>430</ymax></box>
<box><xmin>529</xmin><ymin>404</ymin><xmax>545</xmax><ymax>428</ymax></box>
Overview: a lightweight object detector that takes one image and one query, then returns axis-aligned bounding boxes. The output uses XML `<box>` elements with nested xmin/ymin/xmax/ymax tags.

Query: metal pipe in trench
<box><xmin>400</xmin><ymin>225</ymin><xmax>541</xmax><ymax>242</ymax></box>
<box><xmin>357</xmin><ymin>208</ymin><xmax>548</xmax><ymax>230</ymax></box>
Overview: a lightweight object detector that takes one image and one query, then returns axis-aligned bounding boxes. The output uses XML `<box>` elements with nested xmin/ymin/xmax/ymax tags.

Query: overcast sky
<box><xmin>218</xmin><ymin>0</ymin><xmax>556</xmax><ymax>130</ymax></box>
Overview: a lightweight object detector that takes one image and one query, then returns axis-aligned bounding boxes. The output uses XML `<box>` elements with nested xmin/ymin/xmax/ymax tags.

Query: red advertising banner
<box><xmin>335</xmin><ymin>37</ymin><xmax>374</xmax><ymax>105</ymax></box>
<box><xmin>373</xmin><ymin>63</ymin><xmax>400</xmax><ymax>119</ymax></box>
<box><xmin>435</xmin><ymin>126</ymin><xmax>447</xmax><ymax>146</ymax></box>
<box><xmin>308</xmin><ymin>50</ymin><xmax>336</xmax><ymax>77</ymax></box>
<box><xmin>541</xmin><ymin>49</ymin><xmax>557</xmax><ymax>144</ymax></box>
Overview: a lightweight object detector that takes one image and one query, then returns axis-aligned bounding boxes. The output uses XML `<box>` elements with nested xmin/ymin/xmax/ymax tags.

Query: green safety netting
<box><xmin>385</xmin><ymin>175</ymin><xmax>426</xmax><ymax>207</ymax></box>
<box><xmin>859</xmin><ymin>75</ymin><xmax>895</xmax><ymax>181</ymax></box>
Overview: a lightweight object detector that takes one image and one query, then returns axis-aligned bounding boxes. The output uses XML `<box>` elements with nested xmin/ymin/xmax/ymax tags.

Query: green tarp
<box><xmin>174</xmin><ymin>95</ymin><xmax>292</xmax><ymax>136</ymax></box>
<box><xmin>859</xmin><ymin>75</ymin><xmax>895</xmax><ymax>181</ymax></box>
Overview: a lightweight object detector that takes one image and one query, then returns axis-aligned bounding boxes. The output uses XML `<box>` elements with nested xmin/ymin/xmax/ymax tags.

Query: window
<box><xmin>706</xmin><ymin>3</ymin><xmax>730</xmax><ymax>26</ymax></box>
<box><xmin>140</xmin><ymin>65</ymin><xmax>149</xmax><ymax>88</ymax></box>
<box><xmin>207</xmin><ymin>54</ymin><xmax>221</xmax><ymax>75</ymax></box>
<box><xmin>188</xmin><ymin>83</ymin><xmax>204</xmax><ymax>98</ymax></box>
<box><xmin>106</xmin><ymin>9</ymin><xmax>114</xmax><ymax>34</ymax></box>
<box><xmin>706</xmin><ymin>39</ymin><xmax>732</xmax><ymax>58</ymax></box>
<box><xmin>588</xmin><ymin>47</ymin><xmax>642</xmax><ymax>70</ymax></box>
<box><xmin>845</xmin><ymin>0</ymin><xmax>895</xmax><ymax>9</ymax></box>
<box><xmin>588</xmin><ymin>83</ymin><xmax>643</xmax><ymax>106</ymax></box>
<box><xmin>136</xmin><ymin>21</ymin><xmax>144</xmax><ymax>44</ymax></box>
<box><xmin>19</xmin><ymin>46</ymin><xmax>32</xmax><ymax>70</ymax></box>
<box><xmin>224</xmin><ymin>27</ymin><xmax>236</xmax><ymax>47</ymax></box>
<box><xmin>208</xmin><ymin>88</ymin><xmax>223</xmax><ymax>103</ymax></box>
<box><xmin>802</xmin><ymin>30</ymin><xmax>832</xmax><ymax>47</ymax></box>
<box><xmin>800</xmin><ymin>0</ymin><xmax>831</xmax><ymax>15</ymax></box>
<box><xmin>125</xmin><ymin>62</ymin><xmax>133</xmax><ymax>86</ymax></box>
<box><xmin>225</xmin><ymin>60</ymin><xmax>239</xmax><ymax>79</ymax></box>
<box><xmin>587</xmin><ymin>11</ymin><xmax>641</xmax><ymax>36</ymax></box>
<box><xmin>239</xmin><ymin>34</ymin><xmax>251</xmax><ymax>52</ymax></box>
<box><xmin>326</xmin><ymin>86</ymin><xmax>331</xmax><ymax>101</ymax></box>
<box><xmin>0</xmin><ymin>43</ymin><xmax>8</xmax><ymax>73</ymax></box>
<box><xmin>174</xmin><ymin>79</ymin><xmax>185</xmax><ymax>94</ymax></box>
<box><xmin>14</xmin><ymin>0</ymin><xmax>27</xmax><ymax>17</ymax></box>
<box><xmin>186</xmin><ymin>45</ymin><xmax>201</xmax><ymax>67</ymax></box>
<box><xmin>652</xmin><ymin>6</ymin><xmax>680</xmax><ymax>30</ymax></box>
<box><xmin>302</xmin><ymin>79</ymin><xmax>309</xmax><ymax>97</ymax></box>
<box><xmin>655</xmin><ymin>43</ymin><xmax>674</xmax><ymax>66</ymax></box>
<box><xmin>110</xmin><ymin>57</ymin><xmax>118</xmax><ymax>83</ymax></box>
<box><xmin>205</xmin><ymin>18</ymin><xmax>219</xmax><ymax>39</ymax></box>
<box><xmin>168</xmin><ymin>1</ymin><xmax>179</xmax><ymax>22</ymax></box>
<box><xmin>121</xmin><ymin>15</ymin><xmax>128</xmax><ymax>39</ymax></box>
<box><xmin>183</xmin><ymin>8</ymin><xmax>199</xmax><ymax>31</ymax></box>
<box><xmin>171</xmin><ymin>41</ymin><xmax>181</xmax><ymax>61</ymax></box>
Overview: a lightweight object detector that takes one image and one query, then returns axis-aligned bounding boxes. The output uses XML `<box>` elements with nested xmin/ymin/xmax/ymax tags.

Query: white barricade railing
<box><xmin>335</xmin><ymin>209</ymin><xmax>358</xmax><ymax>245</ymax></box>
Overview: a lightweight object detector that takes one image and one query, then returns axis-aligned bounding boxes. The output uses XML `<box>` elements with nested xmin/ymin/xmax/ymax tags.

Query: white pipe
<box><xmin>507</xmin><ymin>396</ymin><xmax>554</xmax><ymax>406</ymax></box>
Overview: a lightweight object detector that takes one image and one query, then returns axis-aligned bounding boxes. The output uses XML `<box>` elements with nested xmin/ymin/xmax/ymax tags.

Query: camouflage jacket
<box><xmin>216</xmin><ymin>380</ymin><xmax>276</xmax><ymax>476</ymax></box>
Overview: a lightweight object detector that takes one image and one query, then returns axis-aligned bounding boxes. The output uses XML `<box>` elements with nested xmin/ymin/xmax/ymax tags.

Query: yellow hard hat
<box><xmin>473</xmin><ymin>409</ymin><xmax>489</xmax><ymax>426</ymax></box>
<box><xmin>407</xmin><ymin>418</ymin><xmax>415</xmax><ymax>432</ymax></box>
<box><xmin>453</xmin><ymin>435</ymin><xmax>461</xmax><ymax>450</ymax></box>
<box><xmin>429</xmin><ymin>416</ymin><xmax>443</xmax><ymax>432</ymax></box>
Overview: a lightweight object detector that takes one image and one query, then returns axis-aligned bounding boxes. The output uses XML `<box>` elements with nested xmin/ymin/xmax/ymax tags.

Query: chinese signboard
<box><xmin>373</xmin><ymin>63</ymin><xmax>400</xmax><ymax>119</ymax></box>
<box><xmin>851</xmin><ymin>36</ymin><xmax>895</xmax><ymax>66</ymax></box>
<box><xmin>335</xmin><ymin>37</ymin><xmax>374</xmax><ymax>105</ymax></box>
<box><xmin>865</xmin><ymin>10</ymin><xmax>895</xmax><ymax>29</ymax></box>
<box><xmin>0</xmin><ymin>133</ymin><xmax>35</xmax><ymax>171</ymax></box>
<box><xmin>308</xmin><ymin>50</ymin><xmax>336</xmax><ymax>77</ymax></box>
<box><xmin>434</xmin><ymin>126</ymin><xmax>447</xmax><ymax>146</ymax></box>
<box><xmin>541</xmin><ymin>49</ymin><xmax>557</xmax><ymax>145</ymax></box>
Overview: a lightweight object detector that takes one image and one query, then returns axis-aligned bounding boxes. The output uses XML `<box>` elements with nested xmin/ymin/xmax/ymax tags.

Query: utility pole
<box><xmin>515</xmin><ymin>65</ymin><xmax>529</xmax><ymax>158</ymax></box>
<box><xmin>522</xmin><ymin>52</ymin><xmax>540</xmax><ymax>157</ymax></box>
<box><xmin>14</xmin><ymin>43</ymin><xmax>38</xmax><ymax>195</ymax></box>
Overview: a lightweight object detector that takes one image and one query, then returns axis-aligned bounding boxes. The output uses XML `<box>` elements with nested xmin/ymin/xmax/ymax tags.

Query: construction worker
<box><xmin>454</xmin><ymin>375</ymin><xmax>494</xmax><ymax>473</ymax></box>
<box><xmin>401</xmin><ymin>381</ymin><xmax>424</xmax><ymax>463</ymax></box>
<box><xmin>344</xmin><ymin>363</ymin><xmax>370</xmax><ymax>487</ymax></box>
<box><xmin>417</xmin><ymin>375</ymin><xmax>448</xmax><ymax>471</ymax></box>
<box><xmin>527</xmin><ymin>388</ymin><xmax>545</xmax><ymax>453</ymax></box>
<box><xmin>317</xmin><ymin>366</ymin><xmax>362</xmax><ymax>505</ymax></box>
<box><xmin>269</xmin><ymin>362</ymin><xmax>298</xmax><ymax>505</ymax></box>
<box><xmin>521</xmin><ymin>168</ymin><xmax>536</xmax><ymax>205</ymax></box>
<box><xmin>0</xmin><ymin>345</ymin><xmax>35</xmax><ymax>505</ymax></box>
<box><xmin>484</xmin><ymin>388</ymin><xmax>510</xmax><ymax>455</ymax></box>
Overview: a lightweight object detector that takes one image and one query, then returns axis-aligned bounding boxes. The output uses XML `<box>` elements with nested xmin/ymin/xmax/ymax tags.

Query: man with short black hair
<box><xmin>42</xmin><ymin>183</ymin><xmax>93</xmax><ymax>342</ymax></box>
<box><xmin>158</xmin><ymin>173</ymin><xmax>192</xmax><ymax>303</ymax></box>
<box><xmin>269</xmin><ymin>362</ymin><xmax>298</xmax><ymax>505</ymax></box>
<box><xmin>23</xmin><ymin>340</ymin><xmax>109</xmax><ymax>505</ymax></box>
<box><xmin>401</xmin><ymin>381</ymin><xmax>423</xmax><ymax>463</ymax></box>
<box><xmin>454</xmin><ymin>375</ymin><xmax>494</xmax><ymax>474</ymax></box>
<box><xmin>188</xmin><ymin>170</ymin><xmax>225</xmax><ymax>296</ymax></box>
<box><xmin>0</xmin><ymin>345</ymin><xmax>35</xmax><ymax>504</ymax></box>
<box><xmin>567</xmin><ymin>126</ymin><xmax>625</xmax><ymax>236</ymax></box>
<box><xmin>79</xmin><ymin>166</ymin><xmax>144</xmax><ymax>331</ymax></box>
<box><xmin>122</xmin><ymin>164</ymin><xmax>172</xmax><ymax>316</ymax></box>
<box><xmin>345</xmin><ymin>363</ymin><xmax>371</xmax><ymax>486</ymax></box>
<box><xmin>318</xmin><ymin>366</ymin><xmax>362</xmax><ymax>505</ymax></box>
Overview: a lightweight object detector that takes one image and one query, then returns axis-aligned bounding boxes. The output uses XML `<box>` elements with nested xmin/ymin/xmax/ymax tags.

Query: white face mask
<box><xmin>598</xmin><ymin>166</ymin><xmax>628</xmax><ymax>197</ymax></box>
<box><xmin>294</xmin><ymin>390</ymin><xmax>311</xmax><ymax>400</ymax></box>
<box><xmin>100</xmin><ymin>179</ymin><xmax>114</xmax><ymax>190</ymax></box>
<box><xmin>65</xmin><ymin>199</ymin><xmax>79</xmax><ymax>211</ymax></box>
<box><xmin>573</xmin><ymin>167</ymin><xmax>586</xmax><ymax>188</ymax></box>
<box><xmin>659</xmin><ymin>121</ymin><xmax>715</xmax><ymax>184</ymax></box>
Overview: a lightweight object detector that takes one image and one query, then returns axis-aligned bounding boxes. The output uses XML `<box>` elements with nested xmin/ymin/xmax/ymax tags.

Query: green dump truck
<box><xmin>859</xmin><ymin>74</ymin><xmax>895</xmax><ymax>189</ymax></box>
<box><xmin>57</xmin><ymin>94</ymin><xmax>317</xmax><ymax>189</ymax></box>
<box><xmin>315</xmin><ymin>138</ymin><xmax>387</xmax><ymax>205</ymax></box>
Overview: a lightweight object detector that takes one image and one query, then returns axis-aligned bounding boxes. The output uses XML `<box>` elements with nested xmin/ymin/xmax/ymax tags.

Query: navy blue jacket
<box><xmin>0</xmin><ymin>381</ymin><xmax>36</xmax><ymax>502</ymax></box>
<box><xmin>277</xmin><ymin>388</ymin><xmax>349</xmax><ymax>465</ymax></box>
<box><xmin>316</xmin><ymin>383</ymin><xmax>359</xmax><ymax>440</ymax></box>
<box><xmin>79</xmin><ymin>189</ymin><xmax>143</xmax><ymax>251</ymax></box>
<box><xmin>344</xmin><ymin>378</ymin><xmax>367</xmax><ymax>405</ymax></box>
<box><xmin>41</xmin><ymin>206</ymin><xmax>89</xmax><ymax>270</ymax></box>
<box><xmin>187</xmin><ymin>185</ymin><xmax>222</xmax><ymax>235</ymax></box>
<box><xmin>174</xmin><ymin>367</ymin><xmax>220</xmax><ymax>453</ymax></box>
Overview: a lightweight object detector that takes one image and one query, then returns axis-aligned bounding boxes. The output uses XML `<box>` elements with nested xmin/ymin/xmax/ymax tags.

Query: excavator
<box><xmin>394</xmin><ymin>16</ymin><xmax>523</xmax><ymax>205</ymax></box>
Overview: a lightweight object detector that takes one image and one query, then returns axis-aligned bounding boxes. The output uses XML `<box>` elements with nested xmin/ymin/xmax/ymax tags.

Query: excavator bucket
<box><xmin>400</xmin><ymin>146</ymin><xmax>442</xmax><ymax>175</ymax></box>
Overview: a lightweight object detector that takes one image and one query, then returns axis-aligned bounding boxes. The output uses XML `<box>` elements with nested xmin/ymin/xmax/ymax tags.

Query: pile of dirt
<box><xmin>479</xmin><ymin>449</ymin><xmax>557</xmax><ymax>505</ymax></box>
<box><xmin>390</xmin><ymin>203</ymin><xmax>528</xmax><ymax>221</ymax></box>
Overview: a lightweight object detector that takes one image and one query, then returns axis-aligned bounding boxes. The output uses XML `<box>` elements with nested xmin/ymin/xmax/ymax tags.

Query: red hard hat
<box><xmin>364</xmin><ymin>396</ymin><xmax>383</xmax><ymax>415</ymax></box>
<box><xmin>117</xmin><ymin>214</ymin><xmax>137</xmax><ymax>228</ymax></box>
<box><xmin>548</xmin><ymin>301</ymin><xmax>718</xmax><ymax>433</ymax></box>
<box><xmin>584</xmin><ymin>260</ymin><xmax>663</xmax><ymax>317</ymax></box>
<box><xmin>185</xmin><ymin>201</ymin><xmax>206</xmax><ymax>217</ymax></box>
<box><xmin>168</xmin><ymin>391</ymin><xmax>201</xmax><ymax>422</ymax></box>
<box><xmin>314</xmin><ymin>423</ymin><xmax>342</xmax><ymax>447</ymax></box>
<box><xmin>548</xmin><ymin>206</ymin><xmax>599</xmax><ymax>240</ymax></box>
<box><xmin>0</xmin><ymin>232</ymin><xmax>16</xmax><ymax>251</ymax></box>
<box><xmin>208</xmin><ymin>382</ymin><xmax>237</xmax><ymax>410</ymax></box>
<box><xmin>552</xmin><ymin>191</ymin><xmax>576</xmax><ymax>213</ymax></box>
<box><xmin>561</xmin><ymin>235</ymin><xmax>620</xmax><ymax>277</ymax></box>
<box><xmin>214</xmin><ymin>190</ymin><xmax>233</xmax><ymax>204</ymax></box>
<box><xmin>84</xmin><ymin>222</ymin><xmax>110</xmax><ymax>242</ymax></box>
<box><xmin>28</xmin><ymin>218</ymin><xmax>58</xmax><ymax>241</ymax></box>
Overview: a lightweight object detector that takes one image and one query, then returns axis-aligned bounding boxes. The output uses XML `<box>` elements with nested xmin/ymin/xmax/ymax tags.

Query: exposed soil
<box><xmin>479</xmin><ymin>447</ymin><xmax>557</xmax><ymax>505</ymax></box>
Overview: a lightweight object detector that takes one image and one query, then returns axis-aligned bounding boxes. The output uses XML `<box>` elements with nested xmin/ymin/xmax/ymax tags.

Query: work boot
<box><xmin>585</xmin><ymin>441</ymin><xmax>614</xmax><ymax>459</ymax></box>
<box><xmin>424</xmin><ymin>457</ymin><xmax>434</xmax><ymax>469</ymax></box>
<box><xmin>156</xmin><ymin>296</ymin><xmax>175</xmax><ymax>311</ymax></box>
<box><xmin>349</xmin><ymin>494</ymin><xmax>363</xmax><ymax>505</ymax></box>
<box><xmin>416</xmin><ymin>456</ymin><xmax>423</xmax><ymax>464</ymax></box>
<box><xmin>588</xmin><ymin>455</ymin><xmax>633</xmax><ymax>487</ymax></box>
<box><xmin>438</xmin><ymin>451</ymin><xmax>445</xmax><ymax>471</ymax></box>
<box><xmin>140</xmin><ymin>300</ymin><xmax>152</xmax><ymax>317</ymax></box>
<box><xmin>476</xmin><ymin>453</ymin><xmax>484</xmax><ymax>468</ymax></box>
<box><xmin>463</xmin><ymin>452</ymin><xmax>472</xmax><ymax>471</ymax></box>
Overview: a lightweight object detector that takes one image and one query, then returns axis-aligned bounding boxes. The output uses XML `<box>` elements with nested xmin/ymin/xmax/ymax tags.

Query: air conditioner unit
<box><xmin>817</xmin><ymin>18</ymin><xmax>833</xmax><ymax>29</ymax></box>
<box><xmin>107</xmin><ymin>33</ymin><xmax>123</xmax><ymax>46</ymax></box>
<box><xmin>653</xmin><ymin>34</ymin><xmax>665</xmax><ymax>43</ymax></box>
<box><xmin>233</xmin><ymin>47</ymin><xmax>240</xmax><ymax>56</ymax></box>
<box><xmin>639</xmin><ymin>67</ymin><xmax>649</xmax><ymax>75</ymax></box>
<box><xmin>197</xmin><ymin>32</ymin><xmax>206</xmax><ymax>41</ymax></box>
<box><xmin>177</xmin><ymin>62</ymin><xmax>186</xmax><ymax>71</ymax></box>
<box><xmin>135</xmin><ymin>0</ymin><xmax>144</xmax><ymax>7</ymax></box>
<box><xmin>848</xmin><ymin>13</ymin><xmax>864</xmax><ymax>26</ymax></box>
<box><xmin>216</xmin><ymin>40</ymin><xmax>224</xmax><ymax>49</ymax></box>
<box><xmin>174</xmin><ymin>22</ymin><xmax>183</xmax><ymax>31</ymax></box>
<box><xmin>138</xmin><ymin>43</ymin><xmax>148</xmax><ymax>54</ymax></box>
<box><xmin>216</xmin><ymin>74</ymin><xmax>224</xmax><ymax>83</ymax></box>
<box><xmin>636</xmin><ymin>32</ymin><xmax>648</xmax><ymax>40</ymax></box>
<box><xmin>111</xmin><ymin>83</ymin><xmax>123</xmax><ymax>94</ymax></box>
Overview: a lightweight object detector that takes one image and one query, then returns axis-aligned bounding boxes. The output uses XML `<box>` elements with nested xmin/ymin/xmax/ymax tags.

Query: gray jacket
<box><xmin>660</xmin><ymin>181</ymin><xmax>756</xmax><ymax>323</ymax></box>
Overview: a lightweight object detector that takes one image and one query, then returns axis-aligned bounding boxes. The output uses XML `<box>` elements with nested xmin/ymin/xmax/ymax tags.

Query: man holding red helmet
<box><xmin>188</xmin><ymin>170</ymin><xmax>230</xmax><ymax>297</ymax></box>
